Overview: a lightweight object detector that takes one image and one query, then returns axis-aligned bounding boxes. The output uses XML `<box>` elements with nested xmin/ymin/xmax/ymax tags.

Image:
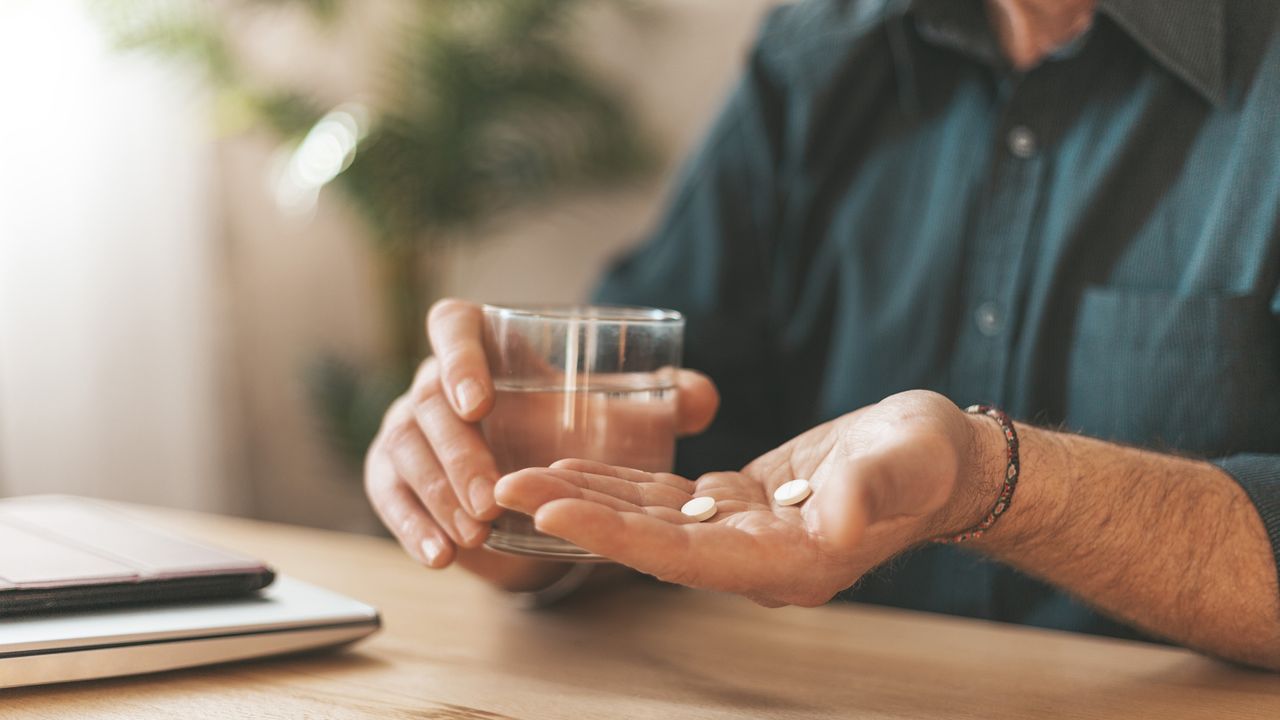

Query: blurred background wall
<box><xmin>0</xmin><ymin>0</ymin><xmax>774</xmax><ymax>532</ymax></box>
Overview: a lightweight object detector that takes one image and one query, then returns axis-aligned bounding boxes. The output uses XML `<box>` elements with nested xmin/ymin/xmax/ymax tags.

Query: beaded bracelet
<box><xmin>930</xmin><ymin>404</ymin><xmax>1020</xmax><ymax>545</ymax></box>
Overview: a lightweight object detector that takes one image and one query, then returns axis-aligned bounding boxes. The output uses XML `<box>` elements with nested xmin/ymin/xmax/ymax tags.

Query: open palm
<box><xmin>495</xmin><ymin>390</ymin><xmax>979</xmax><ymax>607</ymax></box>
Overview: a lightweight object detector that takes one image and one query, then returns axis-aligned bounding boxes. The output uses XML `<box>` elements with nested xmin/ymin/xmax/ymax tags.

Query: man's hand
<box><xmin>498</xmin><ymin>388</ymin><xmax>1280</xmax><ymax>670</ymax></box>
<box><xmin>495</xmin><ymin>390</ymin><xmax>1000</xmax><ymax>606</ymax></box>
<box><xmin>364</xmin><ymin>298</ymin><xmax>721</xmax><ymax>593</ymax></box>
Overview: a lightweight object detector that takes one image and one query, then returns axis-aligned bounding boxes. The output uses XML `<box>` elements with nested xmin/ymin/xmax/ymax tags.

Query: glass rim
<box><xmin>481</xmin><ymin>304</ymin><xmax>683</xmax><ymax>325</ymax></box>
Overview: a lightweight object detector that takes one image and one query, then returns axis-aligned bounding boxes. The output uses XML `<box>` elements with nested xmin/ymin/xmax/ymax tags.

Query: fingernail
<box><xmin>455</xmin><ymin>378</ymin><xmax>483</xmax><ymax>415</ymax></box>
<box><xmin>455</xmin><ymin>509</ymin><xmax>485</xmax><ymax>546</ymax></box>
<box><xmin>420</xmin><ymin>537</ymin><xmax>445</xmax><ymax>566</ymax></box>
<box><xmin>469</xmin><ymin>479</ymin><xmax>495</xmax><ymax>516</ymax></box>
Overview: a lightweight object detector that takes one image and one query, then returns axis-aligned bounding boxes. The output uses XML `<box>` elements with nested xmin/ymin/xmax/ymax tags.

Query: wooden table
<box><xmin>4</xmin><ymin>506</ymin><xmax>1278</xmax><ymax>718</ymax></box>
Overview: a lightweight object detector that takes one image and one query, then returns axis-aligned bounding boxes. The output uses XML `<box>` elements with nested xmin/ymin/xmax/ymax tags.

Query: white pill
<box><xmin>773</xmin><ymin>479</ymin><xmax>812</xmax><ymax>506</ymax></box>
<box><xmin>681</xmin><ymin>496</ymin><xmax>717</xmax><ymax>522</ymax></box>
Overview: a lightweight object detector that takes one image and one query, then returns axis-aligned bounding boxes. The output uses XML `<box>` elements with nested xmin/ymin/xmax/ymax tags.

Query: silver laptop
<box><xmin>0</xmin><ymin>574</ymin><xmax>379</xmax><ymax>689</ymax></box>
<box><xmin>0</xmin><ymin>496</ymin><xmax>379</xmax><ymax>689</ymax></box>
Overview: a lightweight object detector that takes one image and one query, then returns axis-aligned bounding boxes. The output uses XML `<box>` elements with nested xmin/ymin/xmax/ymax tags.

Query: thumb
<box><xmin>813</xmin><ymin>431</ymin><xmax>958</xmax><ymax>548</ymax></box>
<box><xmin>812</xmin><ymin>470</ymin><xmax>874</xmax><ymax>551</ymax></box>
<box><xmin>674</xmin><ymin>369</ymin><xmax>719</xmax><ymax>436</ymax></box>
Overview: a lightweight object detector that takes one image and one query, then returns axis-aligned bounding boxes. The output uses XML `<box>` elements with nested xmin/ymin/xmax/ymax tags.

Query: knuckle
<box><xmin>436</xmin><ymin>346</ymin><xmax>482</xmax><ymax>378</ymax></box>
<box><xmin>416</xmin><ymin>403</ymin><xmax>492</xmax><ymax>478</ymax></box>
<box><xmin>423</xmin><ymin>474</ymin><xmax>458</xmax><ymax>510</ymax></box>
<box><xmin>411</xmin><ymin>397</ymin><xmax>448</xmax><ymax>435</ymax></box>
<box><xmin>431</xmin><ymin>431</ymin><xmax>474</xmax><ymax>467</ymax></box>
<box><xmin>363</xmin><ymin>469</ymin><xmax>385</xmax><ymax>500</ymax></box>
<box><xmin>410</xmin><ymin>361</ymin><xmax>443</xmax><ymax>402</ymax></box>
<box><xmin>363</xmin><ymin>450</ymin><xmax>400</xmax><ymax>499</ymax></box>
<box><xmin>395</xmin><ymin>512</ymin><xmax>431</xmax><ymax>545</ymax></box>
<box><xmin>412</xmin><ymin>403</ymin><xmax>469</xmax><ymax>462</ymax></box>
<box><xmin>384</xmin><ymin>431</ymin><xmax>435</xmax><ymax>490</ymax></box>
<box><xmin>412</xmin><ymin>356</ymin><xmax>440</xmax><ymax>388</ymax></box>
<box><xmin>383</xmin><ymin>422</ymin><xmax>421</xmax><ymax>460</ymax></box>
<box><xmin>368</xmin><ymin>481</ymin><xmax>412</xmax><ymax>531</ymax></box>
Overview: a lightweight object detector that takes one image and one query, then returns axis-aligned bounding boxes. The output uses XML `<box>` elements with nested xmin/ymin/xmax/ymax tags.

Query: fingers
<box><xmin>365</xmin><ymin>445</ymin><xmax>456</xmax><ymax>568</ymax></box>
<box><xmin>674</xmin><ymin>369</ymin><xmax>719</xmax><ymax>437</ymax></box>
<box><xmin>383</xmin><ymin>420</ymin><xmax>489</xmax><ymax>550</ymax></box>
<box><xmin>495</xmin><ymin>468</ymin><xmax>693</xmax><ymax>523</ymax></box>
<box><xmin>412</xmin><ymin>362</ymin><xmax>502</xmax><ymax>520</ymax></box>
<box><xmin>427</xmin><ymin>299</ymin><xmax>493</xmax><ymax>421</ymax></box>
<box><xmin>533</xmin><ymin>498</ymin><xmax>757</xmax><ymax>589</ymax></box>
<box><xmin>530</xmin><ymin>462</ymin><xmax>758</xmax><ymax>513</ymax></box>
<box><xmin>535</xmin><ymin>499</ymin><xmax>687</xmax><ymax>571</ymax></box>
<box><xmin>366</xmin><ymin>341</ymin><xmax>504</xmax><ymax>569</ymax></box>
<box><xmin>549</xmin><ymin>459</ymin><xmax>695</xmax><ymax>493</ymax></box>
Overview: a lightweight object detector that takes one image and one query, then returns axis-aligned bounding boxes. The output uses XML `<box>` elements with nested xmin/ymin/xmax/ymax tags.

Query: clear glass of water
<box><xmin>480</xmin><ymin>304</ymin><xmax>683</xmax><ymax>561</ymax></box>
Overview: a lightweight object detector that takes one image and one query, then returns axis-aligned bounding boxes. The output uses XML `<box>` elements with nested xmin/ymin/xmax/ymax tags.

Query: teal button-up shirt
<box><xmin>595</xmin><ymin>0</ymin><xmax>1280</xmax><ymax>640</ymax></box>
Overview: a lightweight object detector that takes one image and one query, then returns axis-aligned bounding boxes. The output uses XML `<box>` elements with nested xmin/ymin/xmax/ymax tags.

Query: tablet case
<box><xmin>0</xmin><ymin>496</ymin><xmax>274</xmax><ymax>615</ymax></box>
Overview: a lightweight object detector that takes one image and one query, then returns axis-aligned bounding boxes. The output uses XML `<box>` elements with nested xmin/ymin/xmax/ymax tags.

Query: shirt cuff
<box><xmin>1212</xmin><ymin>454</ymin><xmax>1280</xmax><ymax>592</ymax></box>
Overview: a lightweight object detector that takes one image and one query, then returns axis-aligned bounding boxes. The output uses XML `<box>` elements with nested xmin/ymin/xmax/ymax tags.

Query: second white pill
<box><xmin>773</xmin><ymin>479</ymin><xmax>812</xmax><ymax>506</ymax></box>
<box><xmin>681</xmin><ymin>496</ymin><xmax>717</xmax><ymax>522</ymax></box>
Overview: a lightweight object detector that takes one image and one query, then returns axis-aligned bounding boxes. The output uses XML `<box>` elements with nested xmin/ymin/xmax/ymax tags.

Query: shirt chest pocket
<box><xmin>1064</xmin><ymin>287</ymin><xmax>1280</xmax><ymax>456</ymax></box>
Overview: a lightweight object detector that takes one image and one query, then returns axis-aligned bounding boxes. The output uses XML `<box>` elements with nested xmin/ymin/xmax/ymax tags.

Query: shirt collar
<box><xmin>908</xmin><ymin>0</ymin><xmax>1228</xmax><ymax>106</ymax></box>
<box><xmin>908</xmin><ymin>0</ymin><xmax>1002</xmax><ymax>66</ymax></box>
<box><xmin>1098</xmin><ymin>0</ymin><xmax>1226</xmax><ymax>106</ymax></box>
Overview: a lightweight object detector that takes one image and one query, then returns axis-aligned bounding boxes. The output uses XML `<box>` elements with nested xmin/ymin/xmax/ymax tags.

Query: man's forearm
<box><xmin>969</xmin><ymin>420</ymin><xmax>1280</xmax><ymax>669</ymax></box>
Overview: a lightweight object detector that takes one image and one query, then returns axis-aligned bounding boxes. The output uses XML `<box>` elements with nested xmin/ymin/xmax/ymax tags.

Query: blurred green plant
<box><xmin>92</xmin><ymin>0</ymin><xmax>651</xmax><ymax>472</ymax></box>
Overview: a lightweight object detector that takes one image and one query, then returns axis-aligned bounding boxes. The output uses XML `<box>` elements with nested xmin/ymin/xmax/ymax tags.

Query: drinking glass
<box><xmin>480</xmin><ymin>304</ymin><xmax>683</xmax><ymax>561</ymax></box>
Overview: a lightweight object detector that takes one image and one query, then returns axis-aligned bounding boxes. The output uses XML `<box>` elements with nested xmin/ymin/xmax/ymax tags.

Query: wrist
<box><xmin>951</xmin><ymin>409</ymin><xmax>1012</xmax><ymax>535</ymax></box>
<box><xmin>919</xmin><ymin>409</ymin><xmax>1008</xmax><ymax>542</ymax></box>
<box><xmin>969</xmin><ymin>423</ymin><xmax>1070</xmax><ymax>554</ymax></box>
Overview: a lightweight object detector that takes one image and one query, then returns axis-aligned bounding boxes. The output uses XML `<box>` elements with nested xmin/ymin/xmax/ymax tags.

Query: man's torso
<box><xmin>596</xmin><ymin>0</ymin><xmax>1280</xmax><ymax>635</ymax></box>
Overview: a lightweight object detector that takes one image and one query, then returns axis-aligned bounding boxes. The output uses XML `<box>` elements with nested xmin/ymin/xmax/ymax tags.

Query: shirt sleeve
<box><xmin>1214</xmin><ymin>457</ymin><xmax>1280</xmax><ymax>595</ymax></box>
<box><xmin>592</xmin><ymin>11</ymin><xmax>793</xmax><ymax>478</ymax></box>
<box><xmin>1218</xmin><ymin>288</ymin><xmax>1280</xmax><ymax>591</ymax></box>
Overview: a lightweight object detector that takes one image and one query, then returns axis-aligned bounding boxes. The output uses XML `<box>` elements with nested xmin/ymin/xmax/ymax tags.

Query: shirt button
<box><xmin>975</xmin><ymin>302</ymin><xmax>1004</xmax><ymax>336</ymax></box>
<box><xmin>1007</xmin><ymin>125</ymin><xmax>1037</xmax><ymax>158</ymax></box>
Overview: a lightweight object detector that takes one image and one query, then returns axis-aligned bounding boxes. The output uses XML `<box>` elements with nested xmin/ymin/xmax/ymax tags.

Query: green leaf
<box><xmin>92</xmin><ymin>0</ymin><xmax>656</xmax><ymax>482</ymax></box>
